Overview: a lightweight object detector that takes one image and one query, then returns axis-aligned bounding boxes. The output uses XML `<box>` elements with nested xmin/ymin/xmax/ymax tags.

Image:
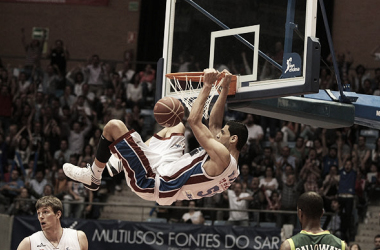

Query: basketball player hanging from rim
<box><xmin>63</xmin><ymin>68</ymin><xmax>248</xmax><ymax>205</ymax></box>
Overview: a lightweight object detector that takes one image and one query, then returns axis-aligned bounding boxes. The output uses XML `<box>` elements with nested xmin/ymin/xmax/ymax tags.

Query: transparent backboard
<box><xmin>158</xmin><ymin>0</ymin><xmax>320</xmax><ymax>103</ymax></box>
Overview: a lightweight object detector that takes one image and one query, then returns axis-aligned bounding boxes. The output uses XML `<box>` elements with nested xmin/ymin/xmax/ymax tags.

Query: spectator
<box><xmin>0</xmin><ymin>169</ymin><xmax>24</xmax><ymax>203</ymax></box>
<box><xmin>351</xmin><ymin>64</ymin><xmax>370</xmax><ymax>93</ymax></box>
<box><xmin>244</xmin><ymin>114</ymin><xmax>264</xmax><ymax>145</ymax></box>
<box><xmin>60</xmin><ymin>85</ymin><xmax>76</xmax><ymax>108</ymax></box>
<box><xmin>321</xmin><ymin>165</ymin><xmax>340</xmax><ymax>211</ymax></box>
<box><xmin>9</xmin><ymin>187</ymin><xmax>34</xmax><ymax>216</ymax></box>
<box><xmin>54</xmin><ymin>168</ymin><xmax>69</xmax><ymax>200</ymax></box>
<box><xmin>254</xmin><ymin>146</ymin><xmax>275</xmax><ymax>177</ymax></box>
<box><xmin>181</xmin><ymin>200</ymin><xmax>205</xmax><ymax>225</ymax></box>
<box><xmin>49</xmin><ymin>39</ymin><xmax>70</xmax><ymax>75</ymax></box>
<box><xmin>354</xmin><ymin>136</ymin><xmax>371</xmax><ymax>172</ymax></box>
<box><xmin>54</xmin><ymin>139</ymin><xmax>72</xmax><ymax>167</ymax></box>
<box><xmin>21</xmin><ymin>28</ymin><xmax>46</xmax><ymax>77</ymax></box>
<box><xmin>44</xmin><ymin>118</ymin><xmax>61</xmax><ymax>155</ymax></box>
<box><xmin>110</xmin><ymin>72</ymin><xmax>125</xmax><ymax>99</ymax></box>
<box><xmin>242</xmin><ymin>177</ymin><xmax>265</xmax><ymax>221</ymax></box>
<box><xmin>277</xmin><ymin>173</ymin><xmax>298</xmax><ymax>227</ymax></box>
<box><xmin>371</xmin><ymin>137</ymin><xmax>380</xmax><ymax>168</ymax></box>
<box><xmin>290</xmin><ymin>136</ymin><xmax>307</xmax><ymax>168</ymax></box>
<box><xmin>225</xmin><ymin>182</ymin><xmax>250</xmax><ymax>226</ymax></box>
<box><xmin>300</xmin><ymin>148</ymin><xmax>321</xmax><ymax>181</ymax></box>
<box><xmin>349</xmin><ymin>243</ymin><xmax>361</xmax><ymax>250</ymax></box>
<box><xmin>119</xmin><ymin>60</ymin><xmax>135</xmax><ymax>85</ymax></box>
<box><xmin>126</xmin><ymin>73</ymin><xmax>144</xmax><ymax>108</ymax></box>
<box><xmin>338</xmin><ymin>159</ymin><xmax>356</xmax><ymax>243</ymax></box>
<box><xmin>270</xmin><ymin>130</ymin><xmax>287</xmax><ymax>158</ymax></box>
<box><xmin>67</xmin><ymin>116</ymin><xmax>92</xmax><ymax>154</ymax></box>
<box><xmin>124</xmin><ymin>105</ymin><xmax>144</xmax><ymax>135</ymax></box>
<box><xmin>367</xmin><ymin>163</ymin><xmax>380</xmax><ymax>202</ymax></box>
<box><xmin>266</xmin><ymin>190</ymin><xmax>281</xmax><ymax>222</ymax></box>
<box><xmin>40</xmin><ymin>64</ymin><xmax>63</xmax><ymax>97</ymax></box>
<box><xmin>281</xmin><ymin>122</ymin><xmax>299</xmax><ymax>142</ymax></box>
<box><xmin>105</xmin><ymin>97</ymin><xmax>126</xmax><ymax>121</ymax></box>
<box><xmin>259</xmin><ymin>166</ymin><xmax>279</xmax><ymax>198</ymax></box>
<box><xmin>40</xmin><ymin>141</ymin><xmax>54</xmax><ymax>168</ymax></box>
<box><xmin>322</xmin><ymin>146</ymin><xmax>339</xmax><ymax>178</ymax></box>
<box><xmin>42</xmin><ymin>183</ymin><xmax>54</xmax><ymax>197</ymax></box>
<box><xmin>85</xmin><ymin>54</ymin><xmax>104</xmax><ymax>98</ymax></box>
<box><xmin>88</xmin><ymin>128</ymin><xmax>102</xmax><ymax>153</ymax></box>
<box><xmin>14</xmin><ymin>134</ymin><xmax>33</xmax><ymax>169</ymax></box>
<box><xmin>27</xmin><ymin>170</ymin><xmax>48</xmax><ymax>198</ymax></box>
<box><xmin>78</xmin><ymin>144</ymin><xmax>94</xmax><ymax>165</ymax></box>
<box><xmin>236</xmin><ymin>164</ymin><xmax>253</xmax><ymax>191</ymax></box>
<box><xmin>374</xmin><ymin>235</ymin><xmax>380</xmax><ymax>250</ymax></box>
<box><xmin>314</xmin><ymin>138</ymin><xmax>328</xmax><ymax>162</ymax></box>
<box><xmin>326</xmin><ymin>199</ymin><xmax>342</xmax><ymax>238</ymax></box>
<box><xmin>138</xmin><ymin>64</ymin><xmax>155</xmax><ymax>85</ymax></box>
<box><xmin>167</xmin><ymin>200</ymin><xmax>184</xmax><ymax>223</ymax></box>
<box><xmin>275</xmin><ymin>145</ymin><xmax>297</xmax><ymax>171</ymax></box>
<box><xmin>66</xmin><ymin>66</ymin><xmax>87</xmax><ymax>97</ymax></box>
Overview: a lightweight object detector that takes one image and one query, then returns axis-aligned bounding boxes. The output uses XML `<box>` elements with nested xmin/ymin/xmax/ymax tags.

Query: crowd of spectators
<box><xmin>0</xmin><ymin>33</ymin><xmax>380</xmax><ymax>244</ymax></box>
<box><xmin>0</xmin><ymin>32</ymin><xmax>157</xmax><ymax>220</ymax></box>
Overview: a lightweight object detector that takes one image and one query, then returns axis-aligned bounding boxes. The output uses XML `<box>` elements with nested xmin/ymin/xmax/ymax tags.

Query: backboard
<box><xmin>157</xmin><ymin>0</ymin><xmax>320</xmax><ymax>103</ymax></box>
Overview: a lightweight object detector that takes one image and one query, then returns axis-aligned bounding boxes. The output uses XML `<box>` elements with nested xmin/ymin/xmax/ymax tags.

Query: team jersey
<box><xmin>29</xmin><ymin>228</ymin><xmax>81</xmax><ymax>250</ymax></box>
<box><xmin>110</xmin><ymin>130</ymin><xmax>239</xmax><ymax>205</ymax></box>
<box><xmin>287</xmin><ymin>230</ymin><xmax>345</xmax><ymax>250</ymax></box>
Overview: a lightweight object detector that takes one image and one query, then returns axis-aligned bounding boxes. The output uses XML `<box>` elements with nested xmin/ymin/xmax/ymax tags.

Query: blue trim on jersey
<box><xmin>159</xmin><ymin>161</ymin><xmax>203</xmax><ymax>192</ymax></box>
<box><xmin>116</xmin><ymin>139</ymin><xmax>155</xmax><ymax>190</ymax></box>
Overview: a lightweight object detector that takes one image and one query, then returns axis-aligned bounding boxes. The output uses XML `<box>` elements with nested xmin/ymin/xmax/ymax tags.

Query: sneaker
<box><xmin>106</xmin><ymin>155</ymin><xmax>124</xmax><ymax>177</ymax></box>
<box><xmin>115</xmin><ymin>185</ymin><xmax>122</xmax><ymax>192</ymax></box>
<box><xmin>63</xmin><ymin>163</ymin><xmax>101</xmax><ymax>191</ymax></box>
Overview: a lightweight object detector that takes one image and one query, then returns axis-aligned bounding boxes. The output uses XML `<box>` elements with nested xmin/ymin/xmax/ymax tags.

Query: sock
<box><xmin>92</xmin><ymin>162</ymin><xmax>104</xmax><ymax>179</ymax></box>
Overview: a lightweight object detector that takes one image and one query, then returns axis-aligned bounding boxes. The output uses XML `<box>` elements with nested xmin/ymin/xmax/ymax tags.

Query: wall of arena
<box><xmin>332</xmin><ymin>0</ymin><xmax>380</xmax><ymax>70</ymax></box>
<box><xmin>0</xmin><ymin>0</ymin><xmax>140</xmax><ymax>69</ymax></box>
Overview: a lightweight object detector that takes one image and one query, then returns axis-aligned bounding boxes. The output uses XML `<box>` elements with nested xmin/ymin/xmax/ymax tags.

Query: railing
<box><xmin>9</xmin><ymin>198</ymin><xmax>332</xmax><ymax>226</ymax></box>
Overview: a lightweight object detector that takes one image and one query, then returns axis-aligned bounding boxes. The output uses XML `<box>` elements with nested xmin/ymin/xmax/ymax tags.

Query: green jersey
<box><xmin>288</xmin><ymin>230</ymin><xmax>345</xmax><ymax>250</ymax></box>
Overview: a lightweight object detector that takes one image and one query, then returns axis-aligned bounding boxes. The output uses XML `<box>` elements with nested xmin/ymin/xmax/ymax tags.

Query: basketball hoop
<box><xmin>165</xmin><ymin>71</ymin><xmax>237</xmax><ymax>120</ymax></box>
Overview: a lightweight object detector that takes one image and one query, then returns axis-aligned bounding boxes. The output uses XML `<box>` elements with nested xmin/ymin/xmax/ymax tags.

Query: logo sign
<box><xmin>282</xmin><ymin>53</ymin><xmax>302</xmax><ymax>78</ymax></box>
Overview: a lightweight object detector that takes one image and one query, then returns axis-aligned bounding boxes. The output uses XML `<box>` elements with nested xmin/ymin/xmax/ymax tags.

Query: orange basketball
<box><xmin>154</xmin><ymin>97</ymin><xmax>184</xmax><ymax>127</ymax></box>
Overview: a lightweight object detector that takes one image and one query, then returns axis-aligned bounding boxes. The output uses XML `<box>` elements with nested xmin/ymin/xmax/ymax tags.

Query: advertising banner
<box><xmin>12</xmin><ymin>216</ymin><xmax>282</xmax><ymax>250</ymax></box>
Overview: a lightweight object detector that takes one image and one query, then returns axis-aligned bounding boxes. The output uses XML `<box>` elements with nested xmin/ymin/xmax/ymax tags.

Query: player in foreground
<box><xmin>17</xmin><ymin>196</ymin><xmax>88</xmax><ymax>250</ymax></box>
<box><xmin>63</xmin><ymin>68</ymin><xmax>248</xmax><ymax>205</ymax></box>
<box><xmin>280</xmin><ymin>192</ymin><xmax>346</xmax><ymax>250</ymax></box>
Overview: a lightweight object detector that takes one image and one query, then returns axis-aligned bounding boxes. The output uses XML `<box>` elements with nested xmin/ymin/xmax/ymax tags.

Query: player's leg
<box><xmin>106</xmin><ymin>122</ymin><xmax>185</xmax><ymax>177</ymax></box>
<box><xmin>63</xmin><ymin>119</ymin><xmax>128</xmax><ymax>190</ymax></box>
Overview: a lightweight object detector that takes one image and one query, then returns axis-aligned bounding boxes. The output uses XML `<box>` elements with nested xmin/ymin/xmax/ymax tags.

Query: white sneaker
<box><xmin>63</xmin><ymin>163</ymin><xmax>101</xmax><ymax>191</ymax></box>
<box><xmin>106</xmin><ymin>155</ymin><xmax>124</xmax><ymax>177</ymax></box>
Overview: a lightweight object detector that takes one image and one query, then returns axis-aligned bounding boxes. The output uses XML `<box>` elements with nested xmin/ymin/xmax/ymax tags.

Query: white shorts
<box><xmin>109</xmin><ymin>130</ymin><xmax>185</xmax><ymax>202</ymax></box>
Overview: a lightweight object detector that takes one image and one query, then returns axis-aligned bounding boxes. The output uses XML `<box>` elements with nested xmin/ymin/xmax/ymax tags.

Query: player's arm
<box><xmin>187</xmin><ymin>69</ymin><xmax>230</xmax><ymax>170</ymax></box>
<box><xmin>209</xmin><ymin>69</ymin><xmax>232</xmax><ymax>137</ymax></box>
<box><xmin>17</xmin><ymin>237</ymin><xmax>31</xmax><ymax>250</ymax></box>
<box><xmin>280</xmin><ymin>239</ymin><xmax>291</xmax><ymax>250</ymax></box>
<box><xmin>77</xmin><ymin>230</ymin><xmax>89</xmax><ymax>250</ymax></box>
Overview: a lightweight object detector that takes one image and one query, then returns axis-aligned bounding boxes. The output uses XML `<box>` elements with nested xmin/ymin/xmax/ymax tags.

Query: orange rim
<box><xmin>165</xmin><ymin>71</ymin><xmax>237</xmax><ymax>95</ymax></box>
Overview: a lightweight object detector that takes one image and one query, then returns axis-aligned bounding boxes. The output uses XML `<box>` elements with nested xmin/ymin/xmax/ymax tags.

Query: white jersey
<box><xmin>111</xmin><ymin>130</ymin><xmax>240</xmax><ymax>205</ymax></box>
<box><xmin>29</xmin><ymin>228</ymin><xmax>81</xmax><ymax>250</ymax></box>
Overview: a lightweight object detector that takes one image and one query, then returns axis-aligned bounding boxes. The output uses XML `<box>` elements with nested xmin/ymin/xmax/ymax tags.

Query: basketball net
<box><xmin>167</xmin><ymin>75</ymin><xmax>224</xmax><ymax>120</ymax></box>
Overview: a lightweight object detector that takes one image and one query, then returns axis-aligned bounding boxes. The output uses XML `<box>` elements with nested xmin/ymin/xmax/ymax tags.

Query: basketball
<box><xmin>154</xmin><ymin>97</ymin><xmax>184</xmax><ymax>127</ymax></box>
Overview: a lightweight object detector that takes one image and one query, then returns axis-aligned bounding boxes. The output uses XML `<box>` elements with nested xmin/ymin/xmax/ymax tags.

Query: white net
<box><xmin>168</xmin><ymin>75</ymin><xmax>224</xmax><ymax>120</ymax></box>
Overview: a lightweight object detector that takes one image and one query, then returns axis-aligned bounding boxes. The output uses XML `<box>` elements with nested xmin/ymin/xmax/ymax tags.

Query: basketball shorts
<box><xmin>109</xmin><ymin>129</ymin><xmax>185</xmax><ymax>202</ymax></box>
